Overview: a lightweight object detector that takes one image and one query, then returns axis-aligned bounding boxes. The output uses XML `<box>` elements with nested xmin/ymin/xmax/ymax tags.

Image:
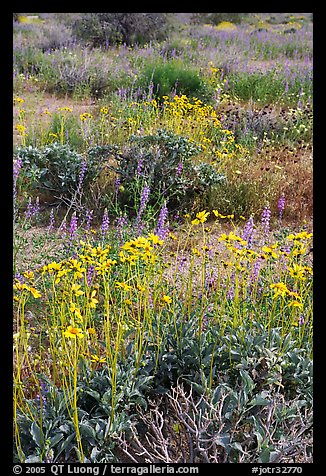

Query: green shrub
<box><xmin>15</xmin><ymin>143</ymin><xmax>105</xmax><ymax>205</ymax></box>
<box><xmin>191</xmin><ymin>13</ymin><xmax>247</xmax><ymax>25</ymax></box>
<box><xmin>72</xmin><ymin>13</ymin><xmax>169</xmax><ymax>47</ymax></box>
<box><xmin>140</xmin><ymin>59</ymin><xmax>207</xmax><ymax>100</ymax></box>
<box><xmin>98</xmin><ymin>129</ymin><xmax>225</xmax><ymax>217</ymax></box>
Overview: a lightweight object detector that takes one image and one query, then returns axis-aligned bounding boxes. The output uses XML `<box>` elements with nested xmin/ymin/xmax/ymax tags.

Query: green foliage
<box><xmin>227</xmin><ymin>71</ymin><xmax>312</xmax><ymax>105</ymax></box>
<box><xmin>14</xmin><ymin>319</ymin><xmax>312</xmax><ymax>463</ymax></box>
<box><xmin>191</xmin><ymin>13</ymin><xmax>247</xmax><ymax>25</ymax></box>
<box><xmin>101</xmin><ymin>129</ymin><xmax>225</xmax><ymax>216</ymax></box>
<box><xmin>72</xmin><ymin>13</ymin><xmax>169</xmax><ymax>47</ymax></box>
<box><xmin>141</xmin><ymin>59</ymin><xmax>206</xmax><ymax>100</ymax></box>
<box><xmin>15</xmin><ymin>143</ymin><xmax>105</xmax><ymax>204</ymax></box>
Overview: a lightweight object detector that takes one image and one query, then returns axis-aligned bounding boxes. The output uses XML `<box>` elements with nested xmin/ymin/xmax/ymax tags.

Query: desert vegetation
<box><xmin>13</xmin><ymin>13</ymin><xmax>313</xmax><ymax>464</ymax></box>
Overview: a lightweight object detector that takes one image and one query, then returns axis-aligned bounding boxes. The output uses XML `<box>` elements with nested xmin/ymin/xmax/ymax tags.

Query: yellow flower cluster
<box><xmin>163</xmin><ymin>94</ymin><xmax>221</xmax><ymax>128</ymax></box>
<box><xmin>120</xmin><ymin>234</ymin><xmax>163</xmax><ymax>265</ymax></box>
<box><xmin>191</xmin><ymin>210</ymin><xmax>210</xmax><ymax>225</ymax></box>
<box><xmin>13</xmin><ymin>280</ymin><xmax>42</xmax><ymax>299</ymax></box>
<box><xmin>80</xmin><ymin>112</ymin><xmax>93</xmax><ymax>121</ymax></box>
<box><xmin>270</xmin><ymin>282</ymin><xmax>303</xmax><ymax>308</ymax></box>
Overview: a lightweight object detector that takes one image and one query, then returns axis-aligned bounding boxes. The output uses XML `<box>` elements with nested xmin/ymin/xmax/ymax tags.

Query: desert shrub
<box><xmin>191</xmin><ymin>13</ymin><xmax>247</xmax><ymax>25</ymax></box>
<box><xmin>140</xmin><ymin>59</ymin><xmax>207</xmax><ymax>100</ymax></box>
<box><xmin>15</xmin><ymin>143</ymin><xmax>105</xmax><ymax>205</ymax></box>
<box><xmin>95</xmin><ymin>129</ymin><xmax>225</xmax><ymax>216</ymax></box>
<box><xmin>13</xmin><ymin>18</ymin><xmax>74</xmax><ymax>52</ymax></box>
<box><xmin>72</xmin><ymin>13</ymin><xmax>169</xmax><ymax>48</ymax></box>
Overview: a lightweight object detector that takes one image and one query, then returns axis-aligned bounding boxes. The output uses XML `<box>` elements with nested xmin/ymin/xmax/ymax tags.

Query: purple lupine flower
<box><xmin>101</xmin><ymin>208</ymin><xmax>110</xmax><ymax>241</ymax></box>
<box><xmin>136</xmin><ymin>157</ymin><xmax>144</xmax><ymax>176</ymax></box>
<box><xmin>13</xmin><ymin>158</ymin><xmax>23</xmax><ymax>218</ymax></box>
<box><xmin>136</xmin><ymin>185</ymin><xmax>150</xmax><ymax>223</ymax></box>
<box><xmin>60</xmin><ymin>218</ymin><xmax>67</xmax><ymax>239</ymax></box>
<box><xmin>14</xmin><ymin>272</ymin><xmax>24</xmax><ymax>284</ymax></box>
<box><xmin>13</xmin><ymin>157</ymin><xmax>23</xmax><ymax>186</ymax></box>
<box><xmin>155</xmin><ymin>201</ymin><xmax>169</xmax><ymax>240</ymax></box>
<box><xmin>87</xmin><ymin>264</ymin><xmax>96</xmax><ymax>287</ymax></box>
<box><xmin>116</xmin><ymin>214</ymin><xmax>129</xmax><ymax>241</ymax></box>
<box><xmin>69</xmin><ymin>212</ymin><xmax>78</xmax><ymax>244</ymax></box>
<box><xmin>25</xmin><ymin>197</ymin><xmax>40</xmax><ymax>220</ymax></box>
<box><xmin>77</xmin><ymin>157</ymin><xmax>87</xmax><ymax>192</ymax></box>
<box><xmin>261</xmin><ymin>205</ymin><xmax>271</xmax><ymax>237</ymax></box>
<box><xmin>242</xmin><ymin>216</ymin><xmax>255</xmax><ymax>248</ymax></box>
<box><xmin>85</xmin><ymin>209</ymin><xmax>94</xmax><ymax>232</ymax></box>
<box><xmin>250</xmin><ymin>256</ymin><xmax>262</xmax><ymax>283</ymax></box>
<box><xmin>278</xmin><ymin>195</ymin><xmax>286</xmax><ymax>221</ymax></box>
<box><xmin>24</xmin><ymin>197</ymin><xmax>33</xmax><ymax>219</ymax></box>
<box><xmin>115</xmin><ymin>176</ymin><xmax>121</xmax><ymax>197</ymax></box>
<box><xmin>299</xmin><ymin>314</ymin><xmax>305</xmax><ymax>326</ymax></box>
<box><xmin>226</xmin><ymin>284</ymin><xmax>235</xmax><ymax>300</ymax></box>
<box><xmin>175</xmin><ymin>161</ymin><xmax>183</xmax><ymax>177</ymax></box>
<box><xmin>48</xmin><ymin>209</ymin><xmax>55</xmax><ymax>232</ymax></box>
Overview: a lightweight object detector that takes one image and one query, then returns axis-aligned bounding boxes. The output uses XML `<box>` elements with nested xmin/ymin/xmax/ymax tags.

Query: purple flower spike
<box><xmin>278</xmin><ymin>195</ymin><xmax>286</xmax><ymax>221</ymax></box>
<box><xmin>136</xmin><ymin>158</ymin><xmax>144</xmax><ymax>176</ymax></box>
<box><xmin>101</xmin><ymin>208</ymin><xmax>110</xmax><ymax>241</ymax></box>
<box><xmin>85</xmin><ymin>209</ymin><xmax>94</xmax><ymax>232</ymax></box>
<box><xmin>155</xmin><ymin>201</ymin><xmax>169</xmax><ymax>240</ymax></box>
<box><xmin>136</xmin><ymin>185</ymin><xmax>150</xmax><ymax>225</ymax></box>
<box><xmin>69</xmin><ymin>212</ymin><xmax>78</xmax><ymax>244</ymax></box>
<box><xmin>48</xmin><ymin>209</ymin><xmax>55</xmax><ymax>232</ymax></box>
<box><xmin>77</xmin><ymin>157</ymin><xmax>87</xmax><ymax>192</ymax></box>
<box><xmin>241</xmin><ymin>215</ymin><xmax>255</xmax><ymax>248</ymax></box>
<box><xmin>25</xmin><ymin>197</ymin><xmax>40</xmax><ymax>220</ymax></box>
<box><xmin>261</xmin><ymin>205</ymin><xmax>271</xmax><ymax>237</ymax></box>
<box><xmin>175</xmin><ymin>162</ymin><xmax>183</xmax><ymax>177</ymax></box>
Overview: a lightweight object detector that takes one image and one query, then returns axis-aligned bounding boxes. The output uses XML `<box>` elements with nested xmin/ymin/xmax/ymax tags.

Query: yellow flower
<box><xmin>29</xmin><ymin>287</ymin><xmax>42</xmax><ymax>299</ymax></box>
<box><xmin>23</xmin><ymin>270</ymin><xmax>35</xmax><ymax>281</ymax></box>
<box><xmin>64</xmin><ymin>325</ymin><xmax>84</xmax><ymax>339</ymax></box>
<box><xmin>58</xmin><ymin>106</ymin><xmax>73</xmax><ymax>112</ymax></box>
<box><xmin>270</xmin><ymin>282</ymin><xmax>290</xmax><ymax>298</ymax></box>
<box><xmin>16</xmin><ymin>124</ymin><xmax>26</xmax><ymax>134</ymax></box>
<box><xmin>71</xmin><ymin>283</ymin><xmax>84</xmax><ymax>296</ymax></box>
<box><xmin>14</xmin><ymin>97</ymin><xmax>25</xmax><ymax>104</ymax></box>
<box><xmin>288</xmin><ymin>300</ymin><xmax>303</xmax><ymax>309</ymax></box>
<box><xmin>191</xmin><ymin>210</ymin><xmax>210</xmax><ymax>225</ymax></box>
<box><xmin>87</xmin><ymin>327</ymin><xmax>96</xmax><ymax>335</ymax></box>
<box><xmin>100</xmin><ymin>107</ymin><xmax>109</xmax><ymax>114</ymax></box>
<box><xmin>80</xmin><ymin>112</ymin><xmax>93</xmax><ymax>121</ymax></box>
<box><xmin>148</xmin><ymin>233</ymin><xmax>163</xmax><ymax>245</ymax></box>
<box><xmin>218</xmin><ymin>232</ymin><xmax>247</xmax><ymax>246</ymax></box>
<box><xmin>261</xmin><ymin>246</ymin><xmax>278</xmax><ymax>259</ymax></box>
<box><xmin>287</xmin><ymin>264</ymin><xmax>307</xmax><ymax>281</ymax></box>
<box><xmin>90</xmin><ymin>354</ymin><xmax>106</xmax><ymax>363</ymax></box>
<box><xmin>287</xmin><ymin>231</ymin><xmax>313</xmax><ymax>241</ymax></box>
<box><xmin>162</xmin><ymin>295</ymin><xmax>172</xmax><ymax>304</ymax></box>
<box><xmin>69</xmin><ymin>302</ymin><xmax>78</xmax><ymax>313</ymax></box>
<box><xmin>115</xmin><ymin>281</ymin><xmax>132</xmax><ymax>292</ymax></box>
<box><xmin>89</xmin><ymin>290</ymin><xmax>99</xmax><ymax>308</ymax></box>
